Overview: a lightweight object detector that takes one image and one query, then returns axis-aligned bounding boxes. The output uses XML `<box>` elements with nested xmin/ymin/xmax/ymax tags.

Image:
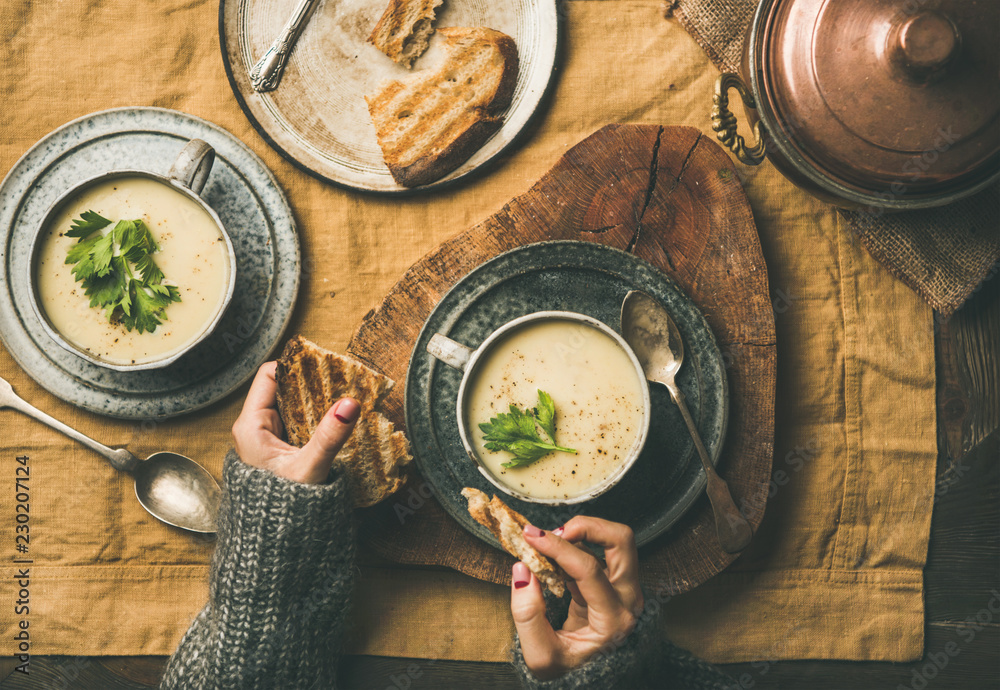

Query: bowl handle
<box><xmin>711</xmin><ymin>73</ymin><xmax>767</xmax><ymax>166</ymax></box>
<box><xmin>168</xmin><ymin>139</ymin><xmax>216</xmax><ymax>195</ymax></box>
<box><xmin>427</xmin><ymin>334</ymin><xmax>472</xmax><ymax>371</ymax></box>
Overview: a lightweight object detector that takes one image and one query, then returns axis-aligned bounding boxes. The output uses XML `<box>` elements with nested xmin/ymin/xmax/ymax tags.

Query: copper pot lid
<box><xmin>756</xmin><ymin>0</ymin><xmax>1000</xmax><ymax>200</ymax></box>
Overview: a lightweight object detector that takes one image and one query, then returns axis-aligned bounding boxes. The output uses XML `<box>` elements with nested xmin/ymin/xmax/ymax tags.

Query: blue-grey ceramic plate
<box><xmin>405</xmin><ymin>241</ymin><xmax>729</xmax><ymax>549</ymax></box>
<box><xmin>0</xmin><ymin>107</ymin><xmax>299</xmax><ymax>419</ymax></box>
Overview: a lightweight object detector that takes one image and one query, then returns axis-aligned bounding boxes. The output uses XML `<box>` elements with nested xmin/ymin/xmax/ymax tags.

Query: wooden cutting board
<box><xmin>347</xmin><ymin>124</ymin><xmax>776</xmax><ymax>594</ymax></box>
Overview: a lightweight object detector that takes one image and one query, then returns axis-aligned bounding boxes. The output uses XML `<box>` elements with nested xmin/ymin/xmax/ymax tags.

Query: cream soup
<box><xmin>466</xmin><ymin>320</ymin><xmax>646</xmax><ymax>500</ymax></box>
<box><xmin>35</xmin><ymin>177</ymin><xmax>231</xmax><ymax>365</ymax></box>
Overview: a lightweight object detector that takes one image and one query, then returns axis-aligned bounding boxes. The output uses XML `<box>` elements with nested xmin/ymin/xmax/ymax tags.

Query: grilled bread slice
<box><xmin>366</xmin><ymin>26</ymin><xmax>519</xmax><ymax>187</ymax></box>
<box><xmin>368</xmin><ymin>0</ymin><xmax>444</xmax><ymax>68</ymax></box>
<box><xmin>275</xmin><ymin>335</ymin><xmax>411</xmax><ymax>507</ymax></box>
<box><xmin>461</xmin><ymin>488</ymin><xmax>568</xmax><ymax>597</ymax></box>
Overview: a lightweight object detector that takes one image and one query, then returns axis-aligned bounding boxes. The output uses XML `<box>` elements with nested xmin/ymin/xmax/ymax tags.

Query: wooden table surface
<box><xmin>2</xmin><ymin>275</ymin><xmax>996</xmax><ymax>689</ymax></box>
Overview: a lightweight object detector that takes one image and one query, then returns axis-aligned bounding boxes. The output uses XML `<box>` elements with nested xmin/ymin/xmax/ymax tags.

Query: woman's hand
<box><xmin>231</xmin><ymin>361</ymin><xmax>360</xmax><ymax>484</ymax></box>
<box><xmin>510</xmin><ymin>516</ymin><xmax>644</xmax><ymax>681</ymax></box>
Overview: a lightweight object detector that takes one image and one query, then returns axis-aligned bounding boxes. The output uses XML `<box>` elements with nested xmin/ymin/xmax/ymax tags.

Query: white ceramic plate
<box><xmin>220</xmin><ymin>0</ymin><xmax>559</xmax><ymax>193</ymax></box>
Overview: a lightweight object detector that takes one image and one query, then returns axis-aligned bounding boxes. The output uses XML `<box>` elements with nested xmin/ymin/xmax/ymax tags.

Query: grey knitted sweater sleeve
<box><xmin>160</xmin><ymin>450</ymin><xmax>728</xmax><ymax>689</ymax></box>
<box><xmin>511</xmin><ymin>589</ymin><xmax>736</xmax><ymax>689</ymax></box>
<box><xmin>160</xmin><ymin>450</ymin><xmax>355</xmax><ymax>690</ymax></box>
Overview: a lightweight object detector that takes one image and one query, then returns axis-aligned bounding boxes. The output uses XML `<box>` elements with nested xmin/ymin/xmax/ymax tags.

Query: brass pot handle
<box><xmin>712</xmin><ymin>73</ymin><xmax>766</xmax><ymax>166</ymax></box>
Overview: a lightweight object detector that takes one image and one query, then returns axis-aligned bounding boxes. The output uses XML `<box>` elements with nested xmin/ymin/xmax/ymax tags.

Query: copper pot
<box><xmin>711</xmin><ymin>0</ymin><xmax>1000</xmax><ymax>211</ymax></box>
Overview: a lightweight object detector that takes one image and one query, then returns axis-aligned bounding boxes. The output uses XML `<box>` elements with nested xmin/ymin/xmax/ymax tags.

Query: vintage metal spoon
<box><xmin>248</xmin><ymin>0</ymin><xmax>322</xmax><ymax>92</ymax></box>
<box><xmin>0</xmin><ymin>376</ymin><xmax>220</xmax><ymax>534</ymax></box>
<box><xmin>621</xmin><ymin>291</ymin><xmax>753</xmax><ymax>553</ymax></box>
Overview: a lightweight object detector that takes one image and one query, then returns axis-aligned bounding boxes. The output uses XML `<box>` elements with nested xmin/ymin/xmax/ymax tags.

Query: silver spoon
<box><xmin>1</xmin><ymin>376</ymin><xmax>220</xmax><ymax>534</ymax></box>
<box><xmin>621</xmin><ymin>291</ymin><xmax>753</xmax><ymax>553</ymax></box>
<box><xmin>248</xmin><ymin>0</ymin><xmax>322</xmax><ymax>92</ymax></box>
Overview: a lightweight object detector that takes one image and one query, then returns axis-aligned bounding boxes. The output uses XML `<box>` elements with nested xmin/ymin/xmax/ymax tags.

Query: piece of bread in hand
<box><xmin>366</xmin><ymin>26</ymin><xmax>519</xmax><ymax>188</ymax></box>
<box><xmin>275</xmin><ymin>335</ymin><xmax>412</xmax><ymax>507</ymax></box>
<box><xmin>461</xmin><ymin>487</ymin><xmax>568</xmax><ymax>597</ymax></box>
<box><xmin>368</xmin><ymin>0</ymin><xmax>444</xmax><ymax>68</ymax></box>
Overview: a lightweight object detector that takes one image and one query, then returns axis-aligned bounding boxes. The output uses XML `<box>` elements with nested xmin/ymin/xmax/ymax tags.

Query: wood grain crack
<box><xmin>627</xmin><ymin>126</ymin><xmax>663</xmax><ymax>255</ymax></box>
<box><xmin>674</xmin><ymin>133</ymin><xmax>702</xmax><ymax>189</ymax></box>
<box><xmin>627</xmin><ymin>130</ymin><xmax>704</xmax><ymax>268</ymax></box>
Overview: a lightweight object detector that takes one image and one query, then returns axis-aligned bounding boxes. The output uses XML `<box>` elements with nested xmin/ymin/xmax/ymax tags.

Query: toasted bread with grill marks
<box><xmin>275</xmin><ymin>336</ymin><xmax>411</xmax><ymax>507</ymax></box>
<box><xmin>368</xmin><ymin>0</ymin><xmax>444</xmax><ymax>68</ymax></box>
<box><xmin>461</xmin><ymin>488</ymin><xmax>568</xmax><ymax>597</ymax></box>
<box><xmin>366</xmin><ymin>26</ymin><xmax>519</xmax><ymax>187</ymax></box>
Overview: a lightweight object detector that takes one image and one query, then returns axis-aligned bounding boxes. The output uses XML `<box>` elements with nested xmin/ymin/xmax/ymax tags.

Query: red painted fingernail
<box><xmin>553</xmin><ymin>526</ymin><xmax>564</xmax><ymax>536</ymax></box>
<box><xmin>537</xmin><ymin>528</ymin><xmax>545</xmax><ymax>537</ymax></box>
<box><xmin>333</xmin><ymin>398</ymin><xmax>360</xmax><ymax>424</ymax></box>
<box><xmin>513</xmin><ymin>562</ymin><xmax>530</xmax><ymax>588</ymax></box>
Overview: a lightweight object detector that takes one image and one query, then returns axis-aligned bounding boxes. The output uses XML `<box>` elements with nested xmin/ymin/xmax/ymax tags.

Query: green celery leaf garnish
<box><xmin>534</xmin><ymin>389</ymin><xmax>557</xmax><ymax>443</ymax></box>
<box><xmin>65</xmin><ymin>210</ymin><xmax>112</xmax><ymax>238</ymax></box>
<box><xmin>124</xmin><ymin>283</ymin><xmax>181</xmax><ymax>334</ymax></box>
<box><xmin>84</xmin><ymin>270</ymin><xmax>123</xmax><ymax>309</ymax></box>
<box><xmin>89</xmin><ymin>227</ymin><xmax>117</xmax><ymax>276</ymax></box>
<box><xmin>63</xmin><ymin>210</ymin><xmax>181</xmax><ymax>334</ymax></box>
<box><xmin>132</xmin><ymin>249</ymin><xmax>165</xmax><ymax>285</ymax></box>
<box><xmin>479</xmin><ymin>390</ymin><xmax>577</xmax><ymax>469</ymax></box>
<box><xmin>66</xmin><ymin>233</ymin><xmax>102</xmax><ymax>276</ymax></box>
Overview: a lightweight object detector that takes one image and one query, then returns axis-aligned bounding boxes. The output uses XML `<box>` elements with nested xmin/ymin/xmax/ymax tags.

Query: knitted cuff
<box><xmin>511</xmin><ymin>587</ymin><xmax>661</xmax><ymax>690</ymax></box>
<box><xmin>207</xmin><ymin>450</ymin><xmax>357</xmax><ymax>688</ymax></box>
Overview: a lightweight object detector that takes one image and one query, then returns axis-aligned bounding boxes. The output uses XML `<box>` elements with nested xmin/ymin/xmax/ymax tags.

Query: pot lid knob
<box><xmin>889</xmin><ymin>10</ymin><xmax>960</xmax><ymax>80</ymax></box>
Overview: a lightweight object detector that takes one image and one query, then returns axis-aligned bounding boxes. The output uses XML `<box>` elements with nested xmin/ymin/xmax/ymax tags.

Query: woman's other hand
<box><xmin>231</xmin><ymin>361</ymin><xmax>360</xmax><ymax>484</ymax></box>
<box><xmin>510</xmin><ymin>516</ymin><xmax>644</xmax><ymax>680</ymax></box>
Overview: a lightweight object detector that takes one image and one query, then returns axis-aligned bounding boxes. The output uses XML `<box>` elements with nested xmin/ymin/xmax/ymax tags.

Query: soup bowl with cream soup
<box><xmin>27</xmin><ymin>139</ymin><xmax>237</xmax><ymax>371</ymax></box>
<box><xmin>427</xmin><ymin>312</ymin><xmax>651</xmax><ymax>505</ymax></box>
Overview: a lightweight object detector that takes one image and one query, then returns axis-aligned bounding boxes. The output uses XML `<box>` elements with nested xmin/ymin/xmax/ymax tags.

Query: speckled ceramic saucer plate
<box><xmin>220</xmin><ymin>0</ymin><xmax>558</xmax><ymax>193</ymax></box>
<box><xmin>0</xmin><ymin>107</ymin><xmax>299</xmax><ymax>419</ymax></box>
<box><xmin>405</xmin><ymin>241</ymin><xmax>729</xmax><ymax>549</ymax></box>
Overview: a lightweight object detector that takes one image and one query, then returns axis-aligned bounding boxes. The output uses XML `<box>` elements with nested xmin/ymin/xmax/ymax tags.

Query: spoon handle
<box><xmin>668</xmin><ymin>384</ymin><xmax>753</xmax><ymax>553</ymax></box>
<box><xmin>0</xmin><ymin>377</ymin><xmax>139</xmax><ymax>474</ymax></box>
<box><xmin>248</xmin><ymin>0</ymin><xmax>321</xmax><ymax>92</ymax></box>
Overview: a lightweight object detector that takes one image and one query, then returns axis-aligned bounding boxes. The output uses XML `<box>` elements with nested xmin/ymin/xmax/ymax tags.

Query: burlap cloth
<box><xmin>669</xmin><ymin>0</ymin><xmax>1000</xmax><ymax>318</ymax></box>
<box><xmin>0</xmin><ymin>0</ymin><xmax>935</xmax><ymax>665</ymax></box>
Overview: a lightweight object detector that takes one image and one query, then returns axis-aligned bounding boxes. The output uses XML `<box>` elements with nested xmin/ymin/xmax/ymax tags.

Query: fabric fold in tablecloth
<box><xmin>659</xmin><ymin>206</ymin><xmax>936</xmax><ymax>661</ymax></box>
<box><xmin>0</xmin><ymin>0</ymin><xmax>935</xmax><ymax>664</ymax></box>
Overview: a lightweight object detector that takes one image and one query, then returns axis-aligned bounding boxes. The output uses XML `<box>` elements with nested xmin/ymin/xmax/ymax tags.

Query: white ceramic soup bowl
<box><xmin>427</xmin><ymin>311</ymin><xmax>651</xmax><ymax>505</ymax></box>
<box><xmin>26</xmin><ymin>139</ymin><xmax>237</xmax><ymax>372</ymax></box>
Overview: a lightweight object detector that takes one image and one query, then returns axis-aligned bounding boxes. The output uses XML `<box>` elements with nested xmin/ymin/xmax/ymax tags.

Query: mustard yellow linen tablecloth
<box><xmin>0</xmin><ymin>0</ymin><xmax>935</xmax><ymax>664</ymax></box>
